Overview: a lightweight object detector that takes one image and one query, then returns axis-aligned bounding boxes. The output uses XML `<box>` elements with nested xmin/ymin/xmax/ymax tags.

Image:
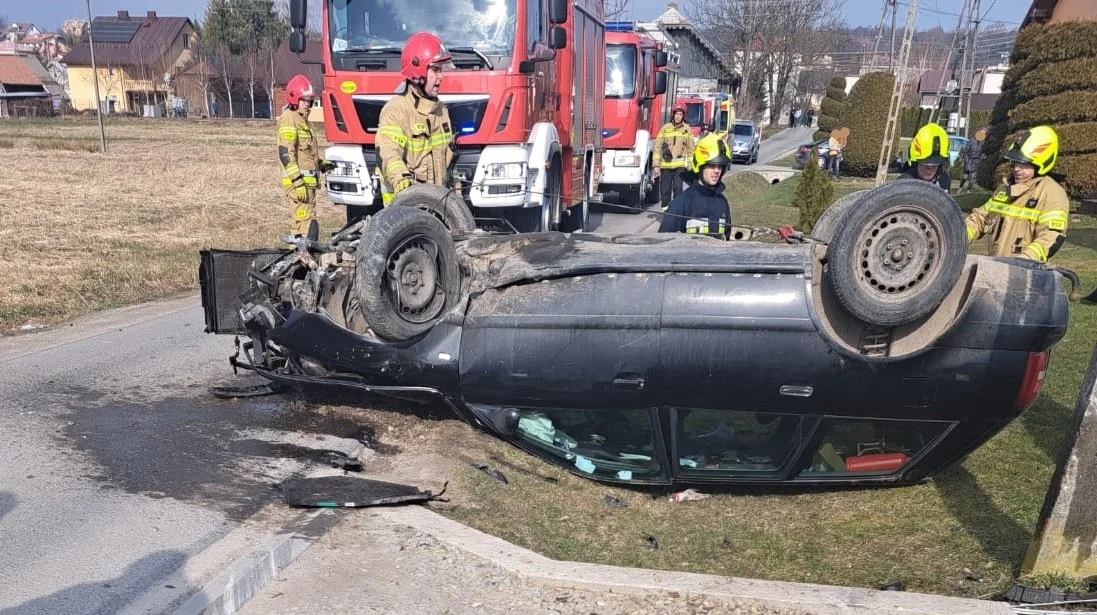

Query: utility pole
<box><xmin>959</xmin><ymin>0</ymin><xmax>981</xmax><ymax>138</ymax></box>
<box><xmin>875</xmin><ymin>0</ymin><xmax>918</xmax><ymax>186</ymax></box>
<box><xmin>869</xmin><ymin>0</ymin><xmax>892</xmax><ymax>73</ymax></box>
<box><xmin>928</xmin><ymin>0</ymin><xmax>977</xmax><ymax>132</ymax></box>
<box><xmin>889</xmin><ymin>0</ymin><xmax>898</xmax><ymax>71</ymax></box>
<box><xmin>86</xmin><ymin>0</ymin><xmax>107</xmax><ymax>153</ymax></box>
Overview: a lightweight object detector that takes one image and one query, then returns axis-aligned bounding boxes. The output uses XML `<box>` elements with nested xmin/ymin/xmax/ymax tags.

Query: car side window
<box><xmin>797</xmin><ymin>418</ymin><xmax>953</xmax><ymax>477</ymax></box>
<box><xmin>512</xmin><ymin>408</ymin><xmax>662</xmax><ymax>481</ymax></box>
<box><xmin>674</xmin><ymin>409</ymin><xmax>806</xmax><ymax>474</ymax></box>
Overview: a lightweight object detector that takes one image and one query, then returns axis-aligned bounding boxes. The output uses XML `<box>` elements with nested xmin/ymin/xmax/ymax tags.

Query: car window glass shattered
<box><xmin>513</xmin><ymin>408</ymin><xmax>661</xmax><ymax>481</ymax></box>
<box><xmin>798</xmin><ymin>419</ymin><xmax>952</xmax><ymax>476</ymax></box>
<box><xmin>675</xmin><ymin>409</ymin><xmax>803</xmax><ymax>473</ymax></box>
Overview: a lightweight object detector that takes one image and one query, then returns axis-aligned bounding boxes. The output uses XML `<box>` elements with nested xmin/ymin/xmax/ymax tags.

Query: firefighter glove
<box><xmin>291</xmin><ymin>184</ymin><xmax>309</xmax><ymax>201</ymax></box>
<box><xmin>394</xmin><ymin>178</ymin><xmax>411</xmax><ymax>194</ymax></box>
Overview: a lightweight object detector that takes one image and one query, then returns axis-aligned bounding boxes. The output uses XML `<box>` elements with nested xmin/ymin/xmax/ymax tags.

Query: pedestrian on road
<box><xmin>965</xmin><ymin>125</ymin><xmax>1069</xmax><ymax>263</ymax></box>
<box><xmin>898</xmin><ymin>123</ymin><xmax>951</xmax><ymax>192</ymax></box>
<box><xmin>376</xmin><ymin>32</ymin><xmax>457</xmax><ymax>206</ymax></box>
<box><xmin>658</xmin><ymin>133</ymin><xmax>732</xmax><ymax>239</ymax></box>
<box><xmin>789</xmin><ymin>108</ymin><xmax>797</xmax><ymax>128</ymax></box>
<box><xmin>277</xmin><ymin>75</ymin><xmax>333</xmax><ymax>240</ymax></box>
<box><xmin>654</xmin><ymin>104</ymin><xmax>694</xmax><ymax>212</ymax></box>
<box><xmin>959</xmin><ymin>128</ymin><xmax>985</xmax><ymax>193</ymax></box>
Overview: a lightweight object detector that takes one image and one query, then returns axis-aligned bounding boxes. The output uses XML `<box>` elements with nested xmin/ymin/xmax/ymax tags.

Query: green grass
<box><xmin>442</xmin><ymin>179</ymin><xmax>1097</xmax><ymax>599</ymax></box>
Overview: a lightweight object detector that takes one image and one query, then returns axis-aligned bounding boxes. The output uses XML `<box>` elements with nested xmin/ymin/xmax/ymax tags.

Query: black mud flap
<box><xmin>280</xmin><ymin>476</ymin><xmax>448</xmax><ymax>508</ymax></box>
<box><xmin>199</xmin><ymin>248</ymin><xmax>288</xmax><ymax>334</ymax></box>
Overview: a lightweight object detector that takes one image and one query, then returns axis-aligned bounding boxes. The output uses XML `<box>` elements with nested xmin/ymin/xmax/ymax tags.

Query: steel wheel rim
<box><xmin>385</xmin><ymin>234</ymin><xmax>446</xmax><ymax>324</ymax></box>
<box><xmin>852</xmin><ymin>207</ymin><xmax>943</xmax><ymax>304</ymax></box>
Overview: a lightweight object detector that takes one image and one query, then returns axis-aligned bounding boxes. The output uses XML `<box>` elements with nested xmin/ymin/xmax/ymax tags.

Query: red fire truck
<box><xmin>286</xmin><ymin>0</ymin><xmax>605</xmax><ymax>232</ymax></box>
<box><xmin>675</xmin><ymin>93</ymin><xmax>715</xmax><ymax>139</ymax></box>
<box><xmin>597</xmin><ymin>22</ymin><xmax>670</xmax><ymax>206</ymax></box>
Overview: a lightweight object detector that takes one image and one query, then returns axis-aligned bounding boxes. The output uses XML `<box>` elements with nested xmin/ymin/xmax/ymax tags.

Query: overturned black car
<box><xmin>200</xmin><ymin>182</ymin><xmax>1073</xmax><ymax>488</ymax></box>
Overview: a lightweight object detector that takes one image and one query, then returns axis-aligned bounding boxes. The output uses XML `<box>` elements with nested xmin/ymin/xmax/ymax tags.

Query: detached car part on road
<box><xmin>200</xmin><ymin>182</ymin><xmax>1072</xmax><ymax>487</ymax></box>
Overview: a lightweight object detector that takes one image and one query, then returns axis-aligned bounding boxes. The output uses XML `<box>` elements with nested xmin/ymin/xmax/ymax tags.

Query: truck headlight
<box><xmin>484</xmin><ymin>162</ymin><xmax>527</xmax><ymax>179</ymax></box>
<box><xmin>328</xmin><ymin>161</ymin><xmax>358</xmax><ymax>177</ymax></box>
<box><xmin>614</xmin><ymin>152</ymin><xmax>641</xmax><ymax>167</ymax></box>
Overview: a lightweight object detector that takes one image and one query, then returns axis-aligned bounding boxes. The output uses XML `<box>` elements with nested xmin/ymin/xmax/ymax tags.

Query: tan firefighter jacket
<box><xmin>654</xmin><ymin>122</ymin><xmax>694</xmax><ymax>169</ymax></box>
<box><xmin>277</xmin><ymin>108</ymin><xmax>319</xmax><ymax>190</ymax></box>
<box><xmin>965</xmin><ymin>175</ymin><xmax>1069</xmax><ymax>262</ymax></box>
<box><xmin>377</xmin><ymin>87</ymin><xmax>454</xmax><ymax>204</ymax></box>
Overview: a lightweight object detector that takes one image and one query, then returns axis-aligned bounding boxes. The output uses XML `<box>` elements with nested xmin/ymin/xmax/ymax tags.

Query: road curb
<box><xmin>372</xmin><ymin>505</ymin><xmax>1012</xmax><ymax>615</ymax></box>
<box><xmin>171</xmin><ymin>509</ymin><xmax>342</xmax><ymax>615</ymax></box>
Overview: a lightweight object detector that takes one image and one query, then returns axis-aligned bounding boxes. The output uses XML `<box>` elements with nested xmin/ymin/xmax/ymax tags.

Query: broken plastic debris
<box><xmin>19</xmin><ymin>323</ymin><xmax>45</xmax><ymax>331</ymax></box>
<box><xmin>669</xmin><ymin>489</ymin><xmax>710</xmax><ymax>503</ymax></box>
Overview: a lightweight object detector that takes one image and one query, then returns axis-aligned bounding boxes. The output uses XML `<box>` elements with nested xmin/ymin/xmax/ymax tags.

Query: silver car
<box><xmin>729</xmin><ymin>120</ymin><xmax>760</xmax><ymax>164</ymax></box>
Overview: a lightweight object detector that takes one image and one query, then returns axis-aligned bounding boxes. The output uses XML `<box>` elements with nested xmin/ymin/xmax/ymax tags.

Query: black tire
<box><xmin>826</xmin><ymin>180</ymin><xmax>966</xmax><ymax>327</ymax></box>
<box><xmin>388</xmin><ymin>183</ymin><xmax>476</xmax><ymax>232</ymax></box>
<box><xmin>643</xmin><ymin>168</ymin><xmax>660</xmax><ymax>204</ymax></box>
<box><xmin>355</xmin><ymin>207</ymin><xmax>461</xmax><ymax>341</ymax></box>
<box><xmin>810</xmin><ymin>189</ymin><xmax>868</xmax><ymax>244</ymax></box>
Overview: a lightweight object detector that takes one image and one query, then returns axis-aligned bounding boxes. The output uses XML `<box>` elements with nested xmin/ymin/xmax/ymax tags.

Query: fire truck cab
<box><xmin>287</xmin><ymin>0</ymin><xmax>606</xmax><ymax>233</ymax></box>
<box><xmin>597</xmin><ymin>22</ymin><xmax>669</xmax><ymax>207</ymax></box>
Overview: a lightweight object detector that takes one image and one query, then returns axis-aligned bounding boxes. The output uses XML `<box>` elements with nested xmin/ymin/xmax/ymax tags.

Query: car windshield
<box><xmin>733</xmin><ymin>124</ymin><xmax>753</xmax><ymax>137</ymax></box>
<box><xmin>683</xmin><ymin>102</ymin><xmax>705</xmax><ymax>126</ymax></box>
<box><xmin>605</xmin><ymin>44</ymin><xmax>637</xmax><ymax>98</ymax></box>
<box><xmin>327</xmin><ymin>0</ymin><xmax>517</xmax><ymax>57</ymax></box>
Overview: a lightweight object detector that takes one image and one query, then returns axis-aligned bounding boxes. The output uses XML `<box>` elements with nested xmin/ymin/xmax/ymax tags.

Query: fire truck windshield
<box><xmin>684</xmin><ymin>103</ymin><xmax>705</xmax><ymax>127</ymax></box>
<box><xmin>605</xmin><ymin>44</ymin><xmax>636</xmax><ymax>98</ymax></box>
<box><xmin>328</xmin><ymin>0</ymin><xmax>518</xmax><ymax>57</ymax></box>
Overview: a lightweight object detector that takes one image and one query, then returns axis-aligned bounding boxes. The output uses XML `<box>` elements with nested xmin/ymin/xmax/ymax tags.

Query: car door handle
<box><xmin>613</xmin><ymin>374</ymin><xmax>646</xmax><ymax>390</ymax></box>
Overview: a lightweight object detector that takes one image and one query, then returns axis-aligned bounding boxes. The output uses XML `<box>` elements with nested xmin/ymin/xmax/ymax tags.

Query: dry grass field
<box><xmin>0</xmin><ymin>118</ymin><xmax>344</xmax><ymax>331</ymax></box>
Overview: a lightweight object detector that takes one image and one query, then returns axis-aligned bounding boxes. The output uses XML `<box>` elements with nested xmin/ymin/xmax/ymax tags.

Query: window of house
<box><xmin>183</xmin><ymin>34</ymin><xmax>190</xmax><ymax>49</ymax></box>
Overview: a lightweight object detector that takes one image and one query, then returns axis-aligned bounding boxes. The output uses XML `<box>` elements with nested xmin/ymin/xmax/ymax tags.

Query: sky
<box><xmin>6</xmin><ymin>0</ymin><xmax>1035</xmax><ymax>33</ymax></box>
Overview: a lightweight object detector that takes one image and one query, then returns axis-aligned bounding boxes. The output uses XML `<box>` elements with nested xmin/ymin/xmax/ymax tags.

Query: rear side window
<box><xmin>512</xmin><ymin>408</ymin><xmax>662</xmax><ymax>481</ymax></box>
<box><xmin>674</xmin><ymin>409</ymin><xmax>806</xmax><ymax>475</ymax></box>
<box><xmin>797</xmin><ymin>418</ymin><xmax>952</xmax><ymax>477</ymax></box>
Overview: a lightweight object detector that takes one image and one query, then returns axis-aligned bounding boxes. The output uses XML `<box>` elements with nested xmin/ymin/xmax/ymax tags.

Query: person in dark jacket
<box><xmin>959</xmin><ymin>128</ymin><xmax>985</xmax><ymax>193</ymax></box>
<box><xmin>898</xmin><ymin>123</ymin><xmax>951</xmax><ymax>192</ymax></box>
<box><xmin>658</xmin><ymin>133</ymin><xmax>732</xmax><ymax>238</ymax></box>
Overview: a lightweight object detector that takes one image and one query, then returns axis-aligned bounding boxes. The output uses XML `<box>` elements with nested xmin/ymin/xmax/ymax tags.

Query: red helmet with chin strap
<box><xmin>401</xmin><ymin>32</ymin><xmax>454</xmax><ymax>84</ymax></box>
<box><xmin>285</xmin><ymin>75</ymin><xmax>315</xmax><ymax>106</ymax></box>
<box><xmin>672</xmin><ymin>103</ymin><xmax>686</xmax><ymax>116</ymax></box>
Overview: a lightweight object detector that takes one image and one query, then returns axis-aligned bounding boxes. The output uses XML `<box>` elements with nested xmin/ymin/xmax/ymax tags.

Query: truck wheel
<box><xmin>389</xmin><ymin>184</ymin><xmax>476</xmax><ymax>232</ymax></box>
<box><xmin>355</xmin><ymin>207</ymin><xmax>461</xmax><ymax>341</ymax></box>
<box><xmin>810</xmin><ymin>190</ymin><xmax>868</xmax><ymax>244</ymax></box>
<box><xmin>827</xmin><ymin>180</ymin><xmax>966</xmax><ymax>327</ymax></box>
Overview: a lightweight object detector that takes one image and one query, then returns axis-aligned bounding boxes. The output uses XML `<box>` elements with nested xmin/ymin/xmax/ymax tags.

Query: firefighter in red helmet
<box><xmin>277</xmin><ymin>74</ymin><xmax>333</xmax><ymax>239</ymax></box>
<box><xmin>653</xmin><ymin>103</ymin><xmax>694</xmax><ymax>211</ymax></box>
<box><xmin>376</xmin><ymin>32</ymin><xmax>457</xmax><ymax>206</ymax></box>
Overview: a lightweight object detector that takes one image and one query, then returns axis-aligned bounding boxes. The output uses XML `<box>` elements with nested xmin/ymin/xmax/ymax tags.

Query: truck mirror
<box><xmin>653</xmin><ymin>72</ymin><xmax>667</xmax><ymax>95</ymax></box>
<box><xmin>290</xmin><ymin>0</ymin><xmax>308</xmax><ymax>30</ymax></box>
<box><xmin>549</xmin><ymin>0</ymin><xmax>568</xmax><ymax>25</ymax></box>
<box><xmin>654</xmin><ymin>50</ymin><xmax>668</xmax><ymax>68</ymax></box>
<box><xmin>549</xmin><ymin>26</ymin><xmax>567</xmax><ymax>50</ymax></box>
<box><xmin>290</xmin><ymin>30</ymin><xmax>307</xmax><ymax>53</ymax></box>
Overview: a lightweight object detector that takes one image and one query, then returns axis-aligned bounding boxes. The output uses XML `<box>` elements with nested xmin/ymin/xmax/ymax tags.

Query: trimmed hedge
<box><xmin>839</xmin><ymin>71</ymin><xmax>896</xmax><ymax>177</ymax></box>
<box><xmin>816</xmin><ymin>76</ymin><xmax>847</xmax><ymax>139</ymax></box>
<box><xmin>980</xmin><ymin>21</ymin><xmax>1097</xmax><ymax>198</ymax></box>
<box><xmin>1010</xmin><ymin>91</ymin><xmax>1097</xmax><ymax>130</ymax></box>
<box><xmin>825</xmin><ymin>86</ymin><xmax>847</xmax><ymax>102</ymax></box>
<box><xmin>795</xmin><ymin>149</ymin><xmax>834</xmax><ymax>232</ymax></box>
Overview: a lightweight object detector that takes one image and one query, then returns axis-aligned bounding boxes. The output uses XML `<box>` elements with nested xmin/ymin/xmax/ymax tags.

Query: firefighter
<box><xmin>965</xmin><ymin>125</ymin><xmax>1069</xmax><ymax>262</ymax></box>
<box><xmin>898</xmin><ymin>123</ymin><xmax>951</xmax><ymax>192</ymax></box>
<box><xmin>278</xmin><ymin>74</ymin><xmax>332</xmax><ymax>240</ymax></box>
<box><xmin>658</xmin><ymin>133</ymin><xmax>732</xmax><ymax>239</ymax></box>
<box><xmin>653</xmin><ymin>104</ymin><xmax>694</xmax><ymax>211</ymax></box>
<box><xmin>376</xmin><ymin>32</ymin><xmax>456</xmax><ymax>206</ymax></box>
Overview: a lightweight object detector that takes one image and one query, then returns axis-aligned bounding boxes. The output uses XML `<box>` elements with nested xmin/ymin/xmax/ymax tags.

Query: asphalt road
<box><xmin>0</xmin><ymin>297</ymin><xmax>362</xmax><ymax>615</ymax></box>
<box><xmin>591</xmin><ymin>126</ymin><xmax>812</xmax><ymax>234</ymax></box>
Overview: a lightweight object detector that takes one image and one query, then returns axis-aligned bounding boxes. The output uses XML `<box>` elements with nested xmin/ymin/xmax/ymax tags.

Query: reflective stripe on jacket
<box><xmin>376</xmin><ymin>86</ymin><xmax>454</xmax><ymax>203</ymax></box>
<box><xmin>654</xmin><ymin>122</ymin><xmax>694</xmax><ymax>169</ymax></box>
<box><xmin>965</xmin><ymin>176</ymin><xmax>1069</xmax><ymax>262</ymax></box>
<box><xmin>277</xmin><ymin>108</ymin><xmax>318</xmax><ymax>189</ymax></box>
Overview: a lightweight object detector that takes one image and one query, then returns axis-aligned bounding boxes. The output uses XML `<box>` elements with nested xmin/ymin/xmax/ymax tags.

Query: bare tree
<box><xmin>605</xmin><ymin>0</ymin><xmax>632</xmax><ymax>22</ymax></box>
<box><xmin>762</xmin><ymin>0</ymin><xmax>844</xmax><ymax>122</ymax></box>
<box><xmin>186</xmin><ymin>38</ymin><xmax>217</xmax><ymax>117</ymax></box>
<box><xmin>688</xmin><ymin>0</ymin><xmax>771</xmax><ymax>118</ymax></box>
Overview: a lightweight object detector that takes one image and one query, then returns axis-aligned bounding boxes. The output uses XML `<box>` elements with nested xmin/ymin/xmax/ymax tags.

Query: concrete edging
<box><xmin>376</xmin><ymin>505</ymin><xmax>1012</xmax><ymax>615</ymax></box>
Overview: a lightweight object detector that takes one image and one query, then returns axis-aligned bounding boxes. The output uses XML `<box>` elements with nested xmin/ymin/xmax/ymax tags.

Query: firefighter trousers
<box><xmin>659</xmin><ymin>168</ymin><xmax>685</xmax><ymax>211</ymax></box>
<box><xmin>288</xmin><ymin>187</ymin><xmax>317</xmax><ymax>237</ymax></box>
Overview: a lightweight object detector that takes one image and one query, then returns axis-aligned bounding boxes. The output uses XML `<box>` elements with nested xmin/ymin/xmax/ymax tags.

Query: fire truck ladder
<box><xmin>875</xmin><ymin>0</ymin><xmax>919</xmax><ymax>186</ymax></box>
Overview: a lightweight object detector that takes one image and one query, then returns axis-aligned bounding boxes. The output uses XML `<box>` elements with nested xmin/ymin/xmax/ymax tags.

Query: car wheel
<box><xmin>826</xmin><ymin>180</ymin><xmax>966</xmax><ymax>327</ymax></box>
<box><xmin>389</xmin><ymin>183</ymin><xmax>476</xmax><ymax>233</ymax></box>
<box><xmin>810</xmin><ymin>189</ymin><xmax>868</xmax><ymax>244</ymax></box>
<box><xmin>355</xmin><ymin>207</ymin><xmax>461</xmax><ymax>341</ymax></box>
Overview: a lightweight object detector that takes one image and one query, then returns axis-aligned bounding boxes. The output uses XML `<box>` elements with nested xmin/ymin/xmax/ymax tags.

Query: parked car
<box><xmin>947</xmin><ymin>135</ymin><xmax>968</xmax><ymax>166</ymax></box>
<box><xmin>729</xmin><ymin>120</ymin><xmax>760</xmax><ymax>164</ymax></box>
<box><xmin>794</xmin><ymin>139</ymin><xmax>829</xmax><ymax>169</ymax></box>
<box><xmin>200</xmin><ymin>182</ymin><xmax>1074</xmax><ymax>488</ymax></box>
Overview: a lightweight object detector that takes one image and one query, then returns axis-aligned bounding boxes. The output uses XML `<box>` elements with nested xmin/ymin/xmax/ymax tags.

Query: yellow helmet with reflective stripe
<box><xmin>690</xmin><ymin>133</ymin><xmax>732</xmax><ymax>174</ymax></box>
<box><xmin>909</xmin><ymin>123</ymin><xmax>950</xmax><ymax>166</ymax></box>
<box><xmin>1004</xmin><ymin>125</ymin><xmax>1058</xmax><ymax>176</ymax></box>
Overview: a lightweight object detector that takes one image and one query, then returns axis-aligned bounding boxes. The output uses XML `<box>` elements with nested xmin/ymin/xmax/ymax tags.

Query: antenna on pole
<box><xmin>875</xmin><ymin>0</ymin><xmax>919</xmax><ymax>186</ymax></box>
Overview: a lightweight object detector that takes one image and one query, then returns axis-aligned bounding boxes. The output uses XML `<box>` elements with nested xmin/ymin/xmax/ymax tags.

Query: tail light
<box><xmin>1014</xmin><ymin>351</ymin><xmax>1050</xmax><ymax>410</ymax></box>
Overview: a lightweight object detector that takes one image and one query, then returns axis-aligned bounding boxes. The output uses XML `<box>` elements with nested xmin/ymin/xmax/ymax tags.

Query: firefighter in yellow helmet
<box><xmin>277</xmin><ymin>75</ymin><xmax>334</xmax><ymax>240</ymax></box>
<box><xmin>965</xmin><ymin>125</ymin><xmax>1069</xmax><ymax>262</ymax></box>
<box><xmin>376</xmin><ymin>32</ymin><xmax>456</xmax><ymax>206</ymax></box>
<box><xmin>657</xmin><ymin>133</ymin><xmax>732</xmax><ymax>238</ymax></box>
<box><xmin>653</xmin><ymin>104</ymin><xmax>694</xmax><ymax>212</ymax></box>
<box><xmin>899</xmin><ymin>123</ymin><xmax>951</xmax><ymax>192</ymax></box>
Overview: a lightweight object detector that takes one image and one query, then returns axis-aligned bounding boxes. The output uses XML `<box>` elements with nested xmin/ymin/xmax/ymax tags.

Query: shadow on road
<box><xmin>0</xmin><ymin>491</ymin><xmax>13</xmax><ymax>523</ymax></box>
<box><xmin>0</xmin><ymin>551</ymin><xmax>186</xmax><ymax>615</ymax></box>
